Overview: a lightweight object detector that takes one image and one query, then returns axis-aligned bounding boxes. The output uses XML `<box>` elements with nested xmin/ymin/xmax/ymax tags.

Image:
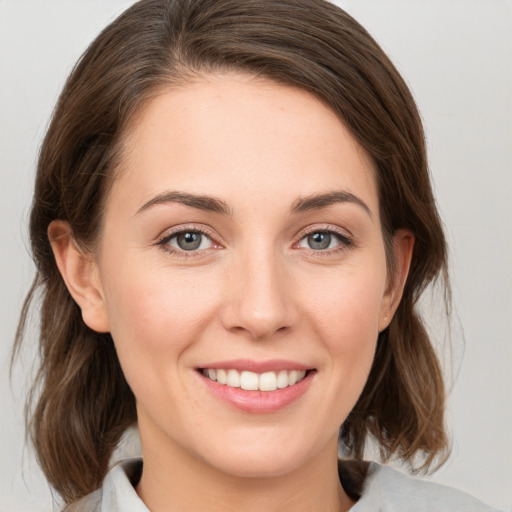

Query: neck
<box><xmin>136</xmin><ymin>430</ymin><xmax>354</xmax><ymax>512</ymax></box>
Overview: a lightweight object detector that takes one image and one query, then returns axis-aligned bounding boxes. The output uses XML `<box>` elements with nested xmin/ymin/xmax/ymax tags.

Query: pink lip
<box><xmin>197</xmin><ymin>367</ymin><xmax>315</xmax><ymax>414</ymax></box>
<box><xmin>198</xmin><ymin>359</ymin><xmax>312</xmax><ymax>373</ymax></box>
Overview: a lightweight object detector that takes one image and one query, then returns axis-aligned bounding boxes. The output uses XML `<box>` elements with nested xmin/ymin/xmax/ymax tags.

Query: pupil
<box><xmin>308</xmin><ymin>232</ymin><xmax>331</xmax><ymax>250</ymax></box>
<box><xmin>177</xmin><ymin>232</ymin><xmax>201</xmax><ymax>250</ymax></box>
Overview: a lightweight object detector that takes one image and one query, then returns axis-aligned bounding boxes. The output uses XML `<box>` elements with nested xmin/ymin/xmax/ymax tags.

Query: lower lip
<box><xmin>199</xmin><ymin>371</ymin><xmax>315</xmax><ymax>413</ymax></box>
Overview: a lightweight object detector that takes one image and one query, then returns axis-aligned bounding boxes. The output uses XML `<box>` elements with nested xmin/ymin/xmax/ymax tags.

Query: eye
<box><xmin>159</xmin><ymin>229</ymin><xmax>215</xmax><ymax>253</ymax></box>
<box><xmin>296</xmin><ymin>230</ymin><xmax>351</xmax><ymax>251</ymax></box>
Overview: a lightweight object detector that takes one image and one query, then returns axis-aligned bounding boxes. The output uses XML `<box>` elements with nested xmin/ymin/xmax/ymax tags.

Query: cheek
<box><xmin>100</xmin><ymin>260</ymin><xmax>219</xmax><ymax>379</ymax></box>
<box><xmin>306</xmin><ymin>261</ymin><xmax>387</xmax><ymax>336</ymax></box>
<box><xmin>300</xmin><ymin>258</ymin><xmax>387</xmax><ymax>381</ymax></box>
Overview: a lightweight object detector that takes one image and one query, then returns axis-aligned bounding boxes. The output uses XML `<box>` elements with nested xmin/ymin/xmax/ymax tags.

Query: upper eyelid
<box><xmin>294</xmin><ymin>224</ymin><xmax>353</xmax><ymax>241</ymax></box>
<box><xmin>157</xmin><ymin>224</ymin><xmax>219</xmax><ymax>243</ymax></box>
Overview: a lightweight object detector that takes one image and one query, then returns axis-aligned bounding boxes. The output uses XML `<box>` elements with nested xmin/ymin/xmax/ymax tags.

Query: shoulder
<box><xmin>63</xmin><ymin>489</ymin><xmax>102</xmax><ymax>512</ymax></box>
<box><xmin>64</xmin><ymin>458</ymin><xmax>146</xmax><ymax>512</ymax></box>
<box><xmin>352</xmin><ymin>462</ymin><xmax>503</xmax><ymax>512</ymax></box>
<box><xmin>64</xmin><ymin>458</ymin><xmax>503</xmax><ymax>512</ymax></box>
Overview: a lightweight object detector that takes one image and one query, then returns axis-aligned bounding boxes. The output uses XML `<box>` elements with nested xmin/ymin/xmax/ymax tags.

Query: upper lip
<box><xmin>197</xmin><ymin>359</ymin><xmax>313</xmax><ymax>373</ymax></box>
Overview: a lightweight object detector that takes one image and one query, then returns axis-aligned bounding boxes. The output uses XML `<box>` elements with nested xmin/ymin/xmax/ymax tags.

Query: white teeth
<box><xmin>203</xmin><ymin>368</ymin><xmax>308</xmax><ymax>391</ymax></box>
<box><xmin>226</xmin><ymin>369</ymin><xmax>241</xmax><ymax>388</ymax></box>
<box><xmin>259</xmin><ymin>371</ymin><xmax>277</xmax><ymax>391</ymax></box>
<box><xmin>276</xmin><ymin>370</ymin><xmax>289</xmax><ymax>388</ymax></box>
<box><xmin>216</xmin><ymin>369</ymin><xmax>227</xmax><ymax>385</ymax></box>
<box><xmin>240</xmin><ymin>371</ymin><xmax>259</xmax><ymax>390</ymax></box>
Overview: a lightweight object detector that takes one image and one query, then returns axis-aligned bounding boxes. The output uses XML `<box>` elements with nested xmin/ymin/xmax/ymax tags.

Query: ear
<box><xmin>48</xmin><ymin>220</ymin><xmax>110</xmax><ymax>333</ymax></box>
<box><xmin>378</xmin><ymin>229</ymin><xmax>415</xmax><ymax>332</ymax></box>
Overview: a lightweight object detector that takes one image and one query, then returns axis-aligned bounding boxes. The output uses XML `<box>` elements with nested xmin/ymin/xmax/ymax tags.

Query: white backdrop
<box><xmin>1</xmin><ymin>1</ymin><xmax>510</xmax><ymax>511</ymax></box>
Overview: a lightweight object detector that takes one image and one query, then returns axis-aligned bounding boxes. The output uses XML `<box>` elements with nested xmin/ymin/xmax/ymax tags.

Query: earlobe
<box><xmin>378</xmin><ymin>229</ymin><xmax>415</xmax><ymax>332</ymax></box>
<box><xmin>48</xmin><ymin>220</ymin><xmax>110</xmax><ymax>333</ymax></box>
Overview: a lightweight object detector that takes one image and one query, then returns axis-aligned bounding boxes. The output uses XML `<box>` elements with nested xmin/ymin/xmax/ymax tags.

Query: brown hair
<box><xmin>14</xmin><ymin>0</ymin><xmax>449</xmax><ymax>504</ymax></box>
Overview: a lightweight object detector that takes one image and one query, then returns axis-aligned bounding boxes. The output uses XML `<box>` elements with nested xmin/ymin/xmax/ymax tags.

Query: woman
<box><xmin>13</xmin><ymin>0</ymin><xmax>503</xmax><ymax>510</ymax></box>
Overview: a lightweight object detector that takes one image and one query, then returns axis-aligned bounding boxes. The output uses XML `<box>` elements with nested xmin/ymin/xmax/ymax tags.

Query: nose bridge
<box><xmin>222</xmin><ymin>242</ymin><xmax>297</xmax><ymax>339</ymax></box>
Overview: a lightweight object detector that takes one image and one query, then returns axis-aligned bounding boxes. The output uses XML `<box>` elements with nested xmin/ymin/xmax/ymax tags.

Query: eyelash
<box><xmin>156</xmin><ymin>225</ymin><xmax>354</xmax><ymax>258</ymax></box>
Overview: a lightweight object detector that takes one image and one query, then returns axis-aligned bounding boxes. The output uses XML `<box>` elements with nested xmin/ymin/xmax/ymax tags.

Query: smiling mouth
<box><xmin>199</xmin><ymin>368</ymin><xmax>311</xmax><ymax>392</ymax></box>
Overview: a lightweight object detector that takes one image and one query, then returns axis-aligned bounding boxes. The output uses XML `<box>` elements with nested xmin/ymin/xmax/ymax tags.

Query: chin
<box><xmin>194</xmin><ymin>428</ymin><xmax>331</xmax><ymax>480</ymax></box>
<box><xmin>204</xmin><ymin>450</ymin><xmax>305</xmax><ymax>479</ymax></box>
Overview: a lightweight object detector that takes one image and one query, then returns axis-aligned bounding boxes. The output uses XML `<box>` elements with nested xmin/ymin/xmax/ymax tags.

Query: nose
<box><xmin>220</xmin><ymin>247</ymin><xmax>299</xmax><ymax>340</ymax></box>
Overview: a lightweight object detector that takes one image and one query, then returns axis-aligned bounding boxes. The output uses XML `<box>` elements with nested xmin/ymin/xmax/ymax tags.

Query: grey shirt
<box><xmin>67</xmin><ymin>458</ymin><xmax>503</xmax><ymax>511</ymax></box>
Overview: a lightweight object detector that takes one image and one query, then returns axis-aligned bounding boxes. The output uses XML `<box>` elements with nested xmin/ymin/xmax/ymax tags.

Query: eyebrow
<box><xmin>291</xmin><ymin>191</ymin><xmax>373</xmax><ymax>218</ymax></box>
<box><xmin>136</xmin><ymin>189</ymin><xmax>372</xmax><ymax>218</ymax></box>
<box><xmin>136</xmin><ymin>191</ymin><xmax>232</xmax><ymax>216</ymax></box>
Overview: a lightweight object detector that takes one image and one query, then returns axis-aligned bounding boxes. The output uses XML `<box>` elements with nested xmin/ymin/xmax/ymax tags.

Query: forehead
<box><xmin>111</xmin><ymin>73</ymin><xmax>378</xmax><ymax>216</ymax></box>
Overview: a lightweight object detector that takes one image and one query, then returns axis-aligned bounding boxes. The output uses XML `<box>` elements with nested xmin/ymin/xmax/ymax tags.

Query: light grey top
<box><xmin>67</xmin><ymin>458</ymin><xmax>503</xmax><ymax>512</ymax></box>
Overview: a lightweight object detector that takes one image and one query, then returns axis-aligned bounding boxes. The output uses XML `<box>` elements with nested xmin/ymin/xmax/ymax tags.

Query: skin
<box><xmin>50</xmin><ymin>74</ymin><xmax>413</xmax><ymax>512</ymax></box>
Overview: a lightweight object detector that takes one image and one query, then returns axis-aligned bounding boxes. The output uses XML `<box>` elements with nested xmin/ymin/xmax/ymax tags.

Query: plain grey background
<box><xmin>1</xmin><ymin>1</ymin><xmax>511</xmax><ymax>511</ymax></box>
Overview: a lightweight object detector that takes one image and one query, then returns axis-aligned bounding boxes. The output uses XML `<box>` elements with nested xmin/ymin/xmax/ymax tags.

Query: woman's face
<box><xmin>85</xmin><ymin>74</ymin><xmax>409</xmax><ymax>478</ymax></box>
